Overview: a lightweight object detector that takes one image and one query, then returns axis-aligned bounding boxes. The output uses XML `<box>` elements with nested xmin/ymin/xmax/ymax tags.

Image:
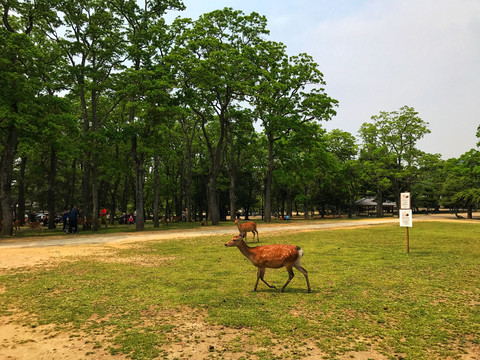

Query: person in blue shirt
<box><xmin>69</xmin><ymin>205</ymin><xmax>79</xmax><ymax>233</ymax></box>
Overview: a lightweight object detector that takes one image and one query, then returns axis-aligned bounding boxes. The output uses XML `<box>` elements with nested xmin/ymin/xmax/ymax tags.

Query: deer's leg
<box><xmin>281</xmin><ymin>266</ymin><xmax>295</xmax><ymax>292</ymax></box>
<box><xmin>294</xmin><ymin>264</ymin><xmax>311</xmax><ymax>293</ymax></box>
<box><xmin>255</xmin><ymin>230</ymin><xmax>259</xmax><ymax>242</ymax></box>
<box><xmin>255</xmin><ymin>267</ymin><xmax>275</xmax><ymax>291</ymax></box>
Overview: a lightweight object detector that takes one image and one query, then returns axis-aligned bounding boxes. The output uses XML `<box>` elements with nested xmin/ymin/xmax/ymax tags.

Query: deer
<box><xmin>235</xmin><ymin>219</ymin><xmax>259</xmax><ymax>242</ymax></box>
<box><xmin>13</xmin><ymin>220</ymin><xmax>20</xmax><ymax>233</ymax></box>
<box><xmin>28</xmin><ymin>220</ymin><xmax>42</xmax><ymax>231</ymax></box>
<box><xmin>225</xmin><ymin>235</ymin><xmax>311</xmax><ymax>293</ymax></box>
<box><xmin>161</xmin><ymin>215</ymin><xmax>168</xmax><ymax>226</ymax></box>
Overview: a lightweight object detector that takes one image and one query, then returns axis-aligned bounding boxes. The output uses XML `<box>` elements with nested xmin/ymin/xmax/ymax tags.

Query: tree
<box><xmin>45</xmin><ymin>0</ymin><xmax>127</xmax><ymax>229</ymax></box>
<box><xmin>323</xmin><ymin>129</ymin><xmax>359</xmax><ymax>217</ymax></box>
<box><xmin>0</xmin><ymin>0</ymin><xmax>48</xmax><ymax>234</ymax></box>
<box><xmin>359</xmin><ymin>106</ymin><xmax>430</xmax><ymax>217</ymax></box>
<box><xmin>251</xmin><ymin>40</ymin><xmax>337</xmax><ymax>222</ymax></box>
<box><xmin>110</xmin><ymin>0</ymin><xmax>184</xmax><ymax>231</ymax></box>
<box><xmin>170</xmin><ymin>8</ymin><xmax>269</xmax><ymax>225</ymax></box>
<box><xmin>411</xmin><ymin>153</ymin><xmax>443</xmax><ymax>212</ymax></box>
<box><xmin>442</xmin><ymin>149</ymin><xmax>480</xmax><ymax>218</ymax></box>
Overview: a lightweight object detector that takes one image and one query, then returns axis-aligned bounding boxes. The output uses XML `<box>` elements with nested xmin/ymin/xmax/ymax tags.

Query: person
<box><xmin>100</xmin><ymin>207</ymin><xmax>108</xmax><ymax>228</ymax></box>
<box><xmin>69</xmin><ymin>205</ymin><xmax>79</xmax><ymax>234</ymax></box>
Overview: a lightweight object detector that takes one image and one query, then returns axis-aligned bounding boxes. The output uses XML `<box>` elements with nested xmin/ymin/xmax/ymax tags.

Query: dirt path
<box><xmin>0</xmin><ymin>217</ymin><xmax>404</xmax><ymax>270</ymax></box>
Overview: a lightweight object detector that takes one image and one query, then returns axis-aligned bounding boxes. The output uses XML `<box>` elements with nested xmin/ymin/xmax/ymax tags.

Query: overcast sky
<box><xmin>166</xmin><ymin>0</ymin><xmax>480</xmax><ymax>159</ymax></box>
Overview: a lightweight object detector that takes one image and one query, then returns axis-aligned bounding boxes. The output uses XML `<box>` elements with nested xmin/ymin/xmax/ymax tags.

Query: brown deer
<box><xmin>235</xmin><ymin>219</ymin><xmax>259</xmax><ymax>242</ymax></box>
<box><xmin>161</xmin><ymin>215</ymin><xmax>168</xmax><ymax>226</ymax></box>
<box><xmin>13</xmin><ymin>220</ymin><xmax>20</xmax><ymax>233</ymax></box>
<box><xmin>28</xmin><ymin>220</ymin><xmax>42</xmax><ymax>231</ymax></box>
<box><xmin>225</xmin><ymin>235</ymin><xmax>311</xmax><ymax>293</ymax></box>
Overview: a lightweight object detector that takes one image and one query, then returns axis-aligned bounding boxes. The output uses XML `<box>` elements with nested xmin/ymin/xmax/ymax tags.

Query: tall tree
<box><xmin>359</xmin><ymin>106</ymin><xmax>430</xmax><ymax>216</ymax></box>
<box><xmin>0</xmin><ymin>0</ymin><xmax>46</xmax><ymax>234</ymax></box>
<box><xmin>442</xmin><ymin>150</ymin><xmax>480</xmax><ymax>218</ymax></box>
<box><xmin>411</xmin><ymin>153</ymin><xmax>443</xmax><ymax>212</ymax></box>
<box><xmin>251</xmin><ymin>41</ymin><xmax>337</xmax><ymax>222</ymax></box>
<box><xmin>322</xmin><ymin>129</ymin><xmax>359</xmax><ymax>217</ymax></box>
<box><xmin>46</xmin><ymin>0</ymin><xmax>126</xmax><ymax>229</ymax></box>
<box><xmin>110</xmin><ymin>0</ymin><xmax>184</xmax><ymax>230</ymax></box>
<box><xmin>170</xmin><ymin>8</ymin><xmax>269</xmax><ymax>225</ymax></box>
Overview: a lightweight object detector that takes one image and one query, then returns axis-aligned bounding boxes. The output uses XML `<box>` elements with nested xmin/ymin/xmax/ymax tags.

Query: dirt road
<box><xmin>0</xmin><ymin>217</ymin><xmax>405</xmax><ymax>269</ymax></box>
<box><xmin>1</xmin><ymin>218</ymin><xmax>401</xmax><ymax>249</ymax></box>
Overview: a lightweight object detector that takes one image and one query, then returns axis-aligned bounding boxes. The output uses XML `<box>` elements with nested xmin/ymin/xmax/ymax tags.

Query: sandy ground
<box><xmin>1</xmin><ymin>214</ymin><xmax>478</xmax><ymax>360</ymax></box>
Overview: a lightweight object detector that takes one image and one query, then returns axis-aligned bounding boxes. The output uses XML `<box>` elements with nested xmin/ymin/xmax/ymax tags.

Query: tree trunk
<box><xmin>376</xmin><ymin>188</ymin><xmax>384</xmax><ymax>218</ymax></box>
<box><xmin>17</xmin><ymin>156</ymin><xmax>27</xmax><ymax>225</ymax></box>
<box><xmin>199</xmin><ymin>112</ymin><xmax>226</xmax><ymax>226</ymax></box>
<box><xmin>264</xmin><ymin>135</ymin><xmax>274</xmax><ymax>223</ymax></box>
<box><xmin>91</xmin><ymin>87</ymin><xmax>100</xmax><ymax>231</ymax></box>
<box><xmin>132</xmin><ymin>135</ymin><xmax>145</xmax><ymax>231</ymax></box>
<box><xmin>207</xmin><ymin>173</ymin><xmax>220</xmax><ymax>225</ymax></box>
<box><xmin>111</xmin><ymin>178</ymin><xmax>119</xmax><ymax>225</ymax></box>
<box><xmin>91</xmin><ymin>153</ymin><xmax>99</xmax><ymax>231</ymax></box>
<box><xmin>153</xmin><ymin>152</ymin><xmax>160</xmax><ymax>228</ymax></box>
<box><xmin>47</xmin><ymin>146</ymin><xmax>57</xmax><ymax>229</ymax></box>
<box><xmin>0</xmin><ymin>124</ymin><xmax>18</xmax><ymax>235</ymax></box>
<box><xmin>80</xmin><ymin>81</ymin><xmax>92</xmax><ymax>230</ymax></box>
<box><xmin>67</xmin><ymin>159</ymin><xmax>76</xmax><ymax>209</ymax></box>
<box><xmin>185</xmin><ymin>152</ymin><xmax>192</xmax><ymax>222</ymax></box>
<box><xmin>229</xmin><ymin>173</ymin><xmax>236</xmax><ymax>222</ymax></box>
<box><xmin>304</xmin><ymin>185</ymin><xmax>310</xmax><ymax>220</ymax></box>
<box><xmin>286</xmin><ymin>187</ymin><xmax>293</xmax><ymax>218</ymax></box>
<box><xmin>228</xmin><ymin>130</ymin><xmax>236</xmax><ymax>222</ymax></box>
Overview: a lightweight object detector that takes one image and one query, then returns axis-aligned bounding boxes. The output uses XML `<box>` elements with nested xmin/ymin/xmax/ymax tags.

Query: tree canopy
<box><xmin>1</xmin><ymin>1</ymin><xmax>478</xmax><ymax>234</ymax></box>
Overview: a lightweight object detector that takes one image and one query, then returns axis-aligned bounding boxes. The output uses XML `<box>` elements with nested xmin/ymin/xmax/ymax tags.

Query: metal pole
<box><xmin>406</xmin><ymin>227</ymin><xmax>410</xmax><ymax>254</ymax></box>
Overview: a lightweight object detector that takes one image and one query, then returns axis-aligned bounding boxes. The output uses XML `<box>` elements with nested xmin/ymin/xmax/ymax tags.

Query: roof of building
<box><xmin>354</xmin><ymin>197</ymin><xmax>397</xmax><ymax>207</ymax></box>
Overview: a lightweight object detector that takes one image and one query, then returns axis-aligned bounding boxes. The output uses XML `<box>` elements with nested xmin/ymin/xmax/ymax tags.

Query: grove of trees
<box><xmin>1</xmin><ymin>1</ymin><xmax>479</xmax><ymax>235</ymax></box>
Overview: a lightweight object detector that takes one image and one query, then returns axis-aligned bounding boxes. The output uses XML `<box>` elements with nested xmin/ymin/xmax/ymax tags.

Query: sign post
<box><xmin>399</xmin><ymin>192</ymin><xmax>412</xmax><ymax>254</ymax></box>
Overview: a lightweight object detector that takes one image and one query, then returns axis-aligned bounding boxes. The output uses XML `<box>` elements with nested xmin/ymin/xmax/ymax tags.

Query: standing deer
<box><xmin>13</xmin><ymin>220</ymin><xmax>20</xmax><ymax>233</ymax></box>
<box><xmin>235</xmin><ymin>219</ymin><xmax>259</xmax><ymax>242</ymax></box>
<box><xmin>28</xmin><ymin>220</ymin><xmax>42</xmax><ymax>231</ymax></box>
<box><xmin>225</xmin><ymin>235</ymin><xmax>311</xmax><ymax>293</ymax></box>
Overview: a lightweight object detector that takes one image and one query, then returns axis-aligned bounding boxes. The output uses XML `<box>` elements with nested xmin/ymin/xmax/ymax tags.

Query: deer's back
<box><xmin>250</xmin><ymin>244</ymin><xmax>299</xmax><ymax>268</ymax></box>
<box><xmin>239</xmin><ymin>221</ymin><xmax>256</xmax><ymax>231</ymax></box>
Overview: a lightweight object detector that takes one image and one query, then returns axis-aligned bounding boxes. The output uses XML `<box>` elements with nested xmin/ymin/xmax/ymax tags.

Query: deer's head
<box><xmin>225</xmin><ymin>235</ymin><xmax>244</xmax><ymax>247</ymax></box>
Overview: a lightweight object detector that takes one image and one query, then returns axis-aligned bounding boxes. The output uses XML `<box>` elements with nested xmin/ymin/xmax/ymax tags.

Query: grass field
<box><xmin>1</xmin><ymin>221</ymin><xmax>479</xmax><ymax>359</ymax></box>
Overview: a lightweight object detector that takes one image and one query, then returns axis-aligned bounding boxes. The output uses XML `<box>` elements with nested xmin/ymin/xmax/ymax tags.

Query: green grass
<box><xmin>1</xmin><ymin>221</ymin><xmax>479</xmax><ymax>359</ymax></box>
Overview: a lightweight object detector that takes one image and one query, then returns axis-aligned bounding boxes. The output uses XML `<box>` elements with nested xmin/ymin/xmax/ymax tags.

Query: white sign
<box><xmin>399</xmin><ymin>209</ymin><xmax>413</xmax><ymax>227</ymax></box>
<box><xmin>400</xmin><ymin>192</ymin><xmax>411</xmax><ymax>209</ymax></box>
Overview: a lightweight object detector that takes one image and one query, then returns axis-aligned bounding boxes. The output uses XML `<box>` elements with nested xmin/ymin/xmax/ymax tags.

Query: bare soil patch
<box><xmin>0</xmin><ymin>306</ymin><xmax>392</xmax><ymax>360</ymax></box>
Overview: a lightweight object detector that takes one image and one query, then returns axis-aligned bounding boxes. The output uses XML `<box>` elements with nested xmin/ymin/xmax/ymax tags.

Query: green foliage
<box><xmin>358</xmin><ymin>106</ymin><xmax>431</xmax><ymax>214</ymax></box>
<box><xmin>1</xmin><ymin>0</ymin><xmax>479</xmax><ymax>236</ymax></box>
<box><xmin>411</xmin><ymin>153</ymin><xmax>444</xmax><ymax>209</ymax></box>
<box><xmin>441</xmin><ymin>149</ymin><xmax>480</xmax><ymax>210</ymax></box>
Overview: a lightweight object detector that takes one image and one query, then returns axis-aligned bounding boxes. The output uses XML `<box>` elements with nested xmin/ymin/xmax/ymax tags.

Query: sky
<box><xmin>165</xmin><ymin>0</ymin><xmax>480</xmax><ymax>159</ymax></box>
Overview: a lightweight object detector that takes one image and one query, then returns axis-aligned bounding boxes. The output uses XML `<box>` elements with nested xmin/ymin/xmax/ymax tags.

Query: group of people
<box><xmin>120</xmin><ymin>211</ymin><xmax>135</xmax><ymax>225</ymax></box>
<box><xmin>62</xmin><ymin>206</ymin><xmax>79</xmax><ymax>233</ymax></box>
